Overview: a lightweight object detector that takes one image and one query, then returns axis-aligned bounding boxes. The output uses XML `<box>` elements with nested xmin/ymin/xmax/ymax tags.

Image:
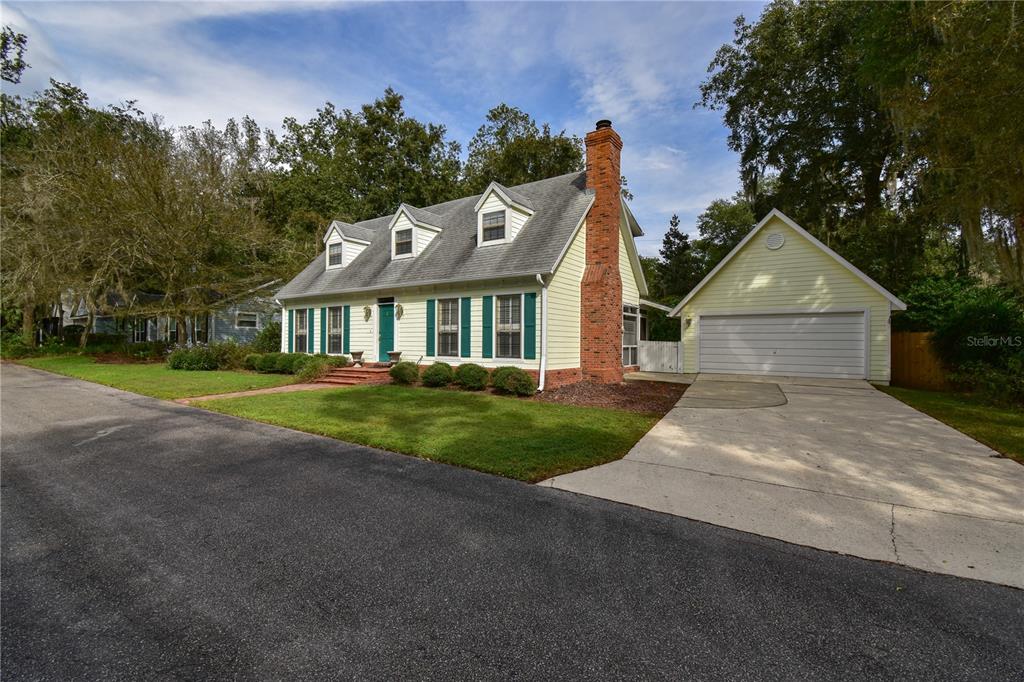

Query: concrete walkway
<box><xmin>543</xmin><ymin>376</ymin><xmax>1024</xmax><ymax>588</ymax></box>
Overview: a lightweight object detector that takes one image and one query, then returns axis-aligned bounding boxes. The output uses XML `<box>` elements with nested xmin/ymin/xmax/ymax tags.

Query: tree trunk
<box><xmin>21</xmin><ymin>303</ymin><xmax>36</xmax><ymax>347</ymax></box>
<box><xmin>80</xmin><ymin>308</ymin><xmax>94</xmax><ymax>348</ymax></box>
<box><xmin>959</xmin><ymin>204</ymin><xmax>985</xmax><ymax>271</ymax></box>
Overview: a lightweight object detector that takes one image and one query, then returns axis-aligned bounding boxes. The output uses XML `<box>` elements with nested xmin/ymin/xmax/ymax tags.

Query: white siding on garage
<box><xmin>698</xmin><ymin>312</ymin><xmax>866</xmax><ymax>379</ymax></box>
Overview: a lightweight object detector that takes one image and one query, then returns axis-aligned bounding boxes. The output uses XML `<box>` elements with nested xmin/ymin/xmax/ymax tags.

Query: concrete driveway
<box><xmin>544</xmin><ymin>375</ymin><xmax>1024</xmax><ymax>588</ymax></box>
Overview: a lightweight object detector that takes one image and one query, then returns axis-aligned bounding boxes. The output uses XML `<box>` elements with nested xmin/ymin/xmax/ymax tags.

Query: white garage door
<box><xmin>698</xmin><ymin>312</ymin><xmax>866</xmax><ymax>379</ymax></box>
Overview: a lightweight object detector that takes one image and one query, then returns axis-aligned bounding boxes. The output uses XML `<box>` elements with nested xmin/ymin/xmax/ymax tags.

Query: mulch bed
<box><xmin>535</xmin><ymin>380</ymin><xmax>687</xmax><ymax>414</ymax></box>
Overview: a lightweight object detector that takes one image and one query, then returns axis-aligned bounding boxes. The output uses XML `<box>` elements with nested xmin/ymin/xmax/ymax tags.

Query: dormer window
<box><xmin>394</xmin><ymin>228</ymin><xmax>413</xmax><ymax>256</ymax></box>
<box><xmin>328</xmin><ymin>242</ymin><xmax>343</xmax><ymax>267</ymax></box>
<box><xmin>482</xmin><ymin>211</ymin><xmax>506</xmax><ymax>242</ymax></box>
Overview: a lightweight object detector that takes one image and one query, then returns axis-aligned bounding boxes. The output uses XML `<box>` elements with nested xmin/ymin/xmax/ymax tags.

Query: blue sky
<box><xmin>4</xmin><ymin>1</ymin><xmax>763</xmax><ymax>256</ymax></box>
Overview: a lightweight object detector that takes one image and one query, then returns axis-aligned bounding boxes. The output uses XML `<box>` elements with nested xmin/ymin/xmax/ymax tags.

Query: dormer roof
<box><xmin>323</xmin><ymin>220</ymin><xmax>375</xmax><ymax>244</ymax></box>
<box><xmin>390</xmin><ymin>203</ymin><xmax>444</xmax><ymax>231</ymax></box>
<box><xmin>473</xmin><ymin>181</ymin><xmax>536</xmax><ymax>215</ymax></box>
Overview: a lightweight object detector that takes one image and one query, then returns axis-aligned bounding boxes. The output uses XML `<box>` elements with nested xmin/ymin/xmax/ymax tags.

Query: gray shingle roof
<box><xmin>326</xmin><ymin>221</ymin><xmax>376</xmax><ymax>243</ymax></box>
<box><xmin>277</xmin><ymin>171</ymin><xmax>593</xmax><ymax>301</ymax></box>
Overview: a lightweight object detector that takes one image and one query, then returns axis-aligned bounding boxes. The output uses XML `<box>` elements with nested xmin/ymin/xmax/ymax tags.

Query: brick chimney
<box><xmin>580</xmin><ymin>119</ymin><xmax>624</xmax><ymax>383</ymax></box>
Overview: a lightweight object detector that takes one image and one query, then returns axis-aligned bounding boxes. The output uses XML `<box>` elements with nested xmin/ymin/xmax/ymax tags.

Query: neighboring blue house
<box><xmin>63</xmin><ymin>287</ymin><xmax>280</xmax><ymax>346</ymax></box>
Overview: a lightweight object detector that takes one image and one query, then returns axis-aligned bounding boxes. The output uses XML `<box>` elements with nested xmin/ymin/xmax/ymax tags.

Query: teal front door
<box><xmin>378</xmin><ymin>304</ymin><xmax>395</xmax><ymax>362</ymax></box>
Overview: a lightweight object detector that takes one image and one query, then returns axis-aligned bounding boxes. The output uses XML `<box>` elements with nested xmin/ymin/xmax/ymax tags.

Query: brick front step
<box><xmin>315</xmin><ymin>365</ymin><xmax>392</xmax><ymax>386</ymax></box>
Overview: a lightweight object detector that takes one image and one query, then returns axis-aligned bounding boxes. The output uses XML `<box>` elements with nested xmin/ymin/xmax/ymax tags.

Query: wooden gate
<box><xmin>891</xmin><ymin>331</ymin><xmax>950</xmax><ymax>391</ymax></box>
<box><xmin>639</xmin><ymin>341</ymin><xmax>683</xmax><ymax>373</ymax></box>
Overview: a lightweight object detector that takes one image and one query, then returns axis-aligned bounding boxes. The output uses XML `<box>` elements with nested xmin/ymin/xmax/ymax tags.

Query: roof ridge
<box><xmin>349</xmin><ymin>170</ymin><xmax>587</xmax><ymax>229</ymax></box>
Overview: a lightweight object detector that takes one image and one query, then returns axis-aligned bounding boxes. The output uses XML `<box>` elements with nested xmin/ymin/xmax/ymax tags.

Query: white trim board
<box><xmin>668</xmin><ymin>208</ymin><xmax>906</xmax><ymax>317</ymax></box>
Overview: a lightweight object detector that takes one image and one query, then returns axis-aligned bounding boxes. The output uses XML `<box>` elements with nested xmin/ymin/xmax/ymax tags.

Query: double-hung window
<box><xmin>622</xmin><ymin>305</ymin><xmax>638</xmax><ymax>366</ymax></box>
<box><xmin>496</xmin><ymin>294</ymin><xmax>521</xmax><ymax>359</ymax></box>
<box><xmin>132</xmin><ymin>317</ymin><xmax>148</xmax><ymax>343</ymax></box>
<box><xmin>294</xmin><ymin>310</ymin><xmax>307</xmax><ymax>352</ymax></box>
<box><xmin>236</xmin><ymin>312</ymin><xmax>258</xmax><ymax>329</ymax></box>
<box><xmin>482</xmin><ymin>211</ymin><xmax>506</xmax><ymax>242</ymax></box>
<box><xmin>328</xmin><ymin>306</ymin><xmax>344</xmax><ymax>354</ymax></box>
<box><xmin>328</xmin><ymin>242</ymin><xmax>343</xmax><ymax>267</ymax></box>
<box><xmin>394</xmin><ymin>229</ymin><xmax>413</xmax><ymax>256</ymax></box>
<box><xmin>437</xmin><ymin>298</ymin><xmax>459</xmax><ymax>357</ymax></box>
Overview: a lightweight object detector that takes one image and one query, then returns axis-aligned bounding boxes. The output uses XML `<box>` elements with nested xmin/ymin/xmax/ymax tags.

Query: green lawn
<box><xmin>202</xmin><ymin>385</ymin><xmax>659</xmax><ymax>482</ymax></box>
<box><xmin>880</xmin><ymin>386</ymin><xmax>1024</xmax><ymax>464</ymax></box>
<box><xmin>18</xmin><ymin>355</ymin><xmax>295</xmax><ymax>400</ymax></box>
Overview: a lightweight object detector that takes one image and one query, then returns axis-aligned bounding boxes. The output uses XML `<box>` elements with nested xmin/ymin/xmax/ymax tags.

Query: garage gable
<box><xmin>670</xmin><ymin>209</ymin><xmax>905</xmax><ymax>314</ymax></box>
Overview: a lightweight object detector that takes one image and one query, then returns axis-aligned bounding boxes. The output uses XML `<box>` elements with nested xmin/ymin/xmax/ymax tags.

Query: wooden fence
<box><xmin>890</xmin><ymin>331</ymin><xmax>950</xmax><ymax>391</ymax></box>
<box><xmin>639</xmin><ymin>341</ymin><xmax>683</xmax><ymax>373</ymax></box>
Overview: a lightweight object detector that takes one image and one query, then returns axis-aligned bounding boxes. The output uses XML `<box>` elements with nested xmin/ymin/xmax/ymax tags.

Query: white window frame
<box><xmin>480</xmin><ymin>209</ymin><xmax>507</xmax><ymax>244</ymax></box>
<box><xmin>326</xmin><ymin>240</ymin><xmax>344</xmax><ymax>269</ymax></box>
<box><xmin>392</xmin><ymin>228</ymin><xmax>414</xmax><ymax>259</ymax></box>
<box><xmin>293</xmin><ymin>309</ymin><xmax>308</xmax><ymax>353</ymax></box>
<box><xmin>235</xmin><ymin>311</ymin><xmax>259</xmax><ymax>330</ymax></box>
<box><xmin>494</xmin><ymin>293</ymin><xmax>523</xmax><ymax>360</ymax></box>
<box><xmin>327</xmin><ymin>306</ymin><xmax>344</xmax><ymax>355</ymax></box>
<box><xmin>132</xmin><ymin>317</ymin><xmax>148</xmax><ymax>343</ymax></box>
<box><xmin>437</xmin><ymin>298</ymin><xmax>460</xmax><ymax>358</ymax></box>
<box><xmin>622</xmin><ymin>304</ymin><xmax>638</xmax><ymax>366</ymax></box>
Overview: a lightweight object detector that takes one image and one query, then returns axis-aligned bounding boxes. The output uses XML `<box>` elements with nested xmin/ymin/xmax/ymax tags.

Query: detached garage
<box><xmin>670</xmin><ymin>210</ymin><xmax>906</xmax><ymax>383</ymax></box>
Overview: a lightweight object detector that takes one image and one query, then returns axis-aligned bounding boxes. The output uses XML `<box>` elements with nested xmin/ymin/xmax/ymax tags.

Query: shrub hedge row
<box><xmin>389</xmin><ymin>362</ymin><xmax>536</xmax><ymax>396</ymax></box>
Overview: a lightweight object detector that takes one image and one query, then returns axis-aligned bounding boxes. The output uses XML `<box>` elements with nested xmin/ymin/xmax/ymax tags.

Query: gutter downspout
<box><xmin>535</xmin><ymin>274</ymin><xmax>549</xmax><ymax>392</ymax></box>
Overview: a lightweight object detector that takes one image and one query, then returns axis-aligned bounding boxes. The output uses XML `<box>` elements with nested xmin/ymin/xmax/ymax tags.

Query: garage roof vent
<box><xmin>766</xmin><ymin>232</ymin><xmax>785</xmax><ymax>250</ymax></box>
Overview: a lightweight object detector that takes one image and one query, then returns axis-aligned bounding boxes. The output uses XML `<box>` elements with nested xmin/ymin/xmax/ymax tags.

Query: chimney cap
<box><xmin>595</xmin><ymin>119</ymin><xmax>612</xmax><ymax>130</ymax></box>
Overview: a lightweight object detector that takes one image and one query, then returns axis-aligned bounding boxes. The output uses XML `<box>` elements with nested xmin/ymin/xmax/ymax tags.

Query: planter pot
<box><xmin>350</xmin><ymin>351</ymin><xmax>364</xmax><ymax>367</ymax></box>
<box><xmin>386</xmin><ymin>350</ymin><xmax>402</xmax><ymax>366</ymax></box>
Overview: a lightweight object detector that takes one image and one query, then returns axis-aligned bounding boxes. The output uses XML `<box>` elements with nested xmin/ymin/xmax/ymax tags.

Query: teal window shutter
<box><xmin>307</xmin><ymin>309</ymin><xmax>315</xmax><ymax>353</ymax></box>
<box><xmin>482</xmin><ymin>296</ymin><xmax>493</xmax><ymax>358</ymax></box>
<box><xmin>524</xmin><ymin>292</ymin><xmax>537</xmax><ymax>360</ymax></box>
<box><xmin>320</xmin><ymin>307</ymin><xmax>326</xmax><ymax>353</ymax></box>
<box><xmin>426</xmin><ymin>299</ymin><xmax>436</xmax><ymax>356</ymax></box>
<box><xmin>460</xmin><ymin>297</ymin><xmax>471</xmax><ymax>357</ymax></box>
<box><xmin>342</xmin><ymin>305</ymin><xmax>350</xmax><ymax>353</ymax></box>
<box><xmin>288</xmin><ymin>309</ymin><xmax>294</xmax><ymax>353</ymax></box>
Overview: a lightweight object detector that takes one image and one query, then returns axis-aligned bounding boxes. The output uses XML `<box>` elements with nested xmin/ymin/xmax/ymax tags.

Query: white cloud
<box><xmin>5</xmin><ymin>1</ymin><xmax>362</xmax><ymax>131</ymax></box>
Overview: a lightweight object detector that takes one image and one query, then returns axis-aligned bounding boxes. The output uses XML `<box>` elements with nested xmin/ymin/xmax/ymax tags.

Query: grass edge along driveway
<box><xmin>16</xmin><ymin>355</ymin><xmax>295</xmax><ymax>400</ymax></box>
<box><xmin>202</xmin><ymin>384</ymin><xmax>660</xmax><ymax>482</ymax></box>
<box><xmin>880</xmin><ymin>385</ymin><xmax>1023</xmax><ymax>464</ymax></box>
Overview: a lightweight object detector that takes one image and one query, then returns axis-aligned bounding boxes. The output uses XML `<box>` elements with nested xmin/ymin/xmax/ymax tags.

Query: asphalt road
<box><xmin>2</xmin><ymin>364</ymin><xmax>1022</xmax><ymax>681</ymax></box>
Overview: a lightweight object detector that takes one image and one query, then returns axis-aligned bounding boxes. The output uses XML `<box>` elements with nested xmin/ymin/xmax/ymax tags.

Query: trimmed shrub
<box><xmin>125</xmin><ymin>340</ymin><xmax>169</xmax><ymax>361</ymax></box>
<box><xmin>60</xmin><ymin>325</ymin><xmax>86</xmax><ymax>343</ymax></box>
<box><xmin>489</xmin><ymin>366</ymin><xmax>520</xmax><ymax>392</ymax></box>
<box><xmin>251</xmin><ymin>321</ymin><xmax>281</xmax><ymax>353</ymax></box>
<box><xmin>503</xmin><ymin>369</ymin><xmax>537</xmax><ymax>396</ymax></box>
<box><xmin>390</xmin><ymin>361</ymin><xmax>420</xmax><ymax>385</ymax></box>
<box><xmin>274</xmin><ymin>353</ymin><xmax>304</xmax><ymax>374</ymax></box>
<box><xmin>421</xmin><ymin>362</ymin><xmax>454</xmax><ymax>387</ymax></box>
<box><xmin>243</xmin><ymin>353</ymin><xmax>262</xmax><ymax>371</ymax></box>
<box><xmin>454</xmin><ymin>363</ymin><xmax>489</xmax><ymax>390</ymax></box>
<box><xmin>491</xmin><ymin>366</ymin><xmax>535</xmax><ymax>395</ymax></box>
<box><xmin>295</xmin><ymin>355</ymin><xmax>330</xmax><ymax>382</ymax></box>
<box><xmin>166</xmin><ymin>345</ymin><xmax>219</xmax><ymax>371</ymax></box>
<box><xmin>207</xmin><ymin>340</ymin><xmax>248</xmax><ymax>370</ymax></box>
<box><xmin>315</xmin><ymin>353</ymin><xmax>350</xmax><ymax>368</ymax></box>
<box><xmin>256</xmin><ymin>352</ymin><xmax>284</xmax><ymax>373</ymax></box>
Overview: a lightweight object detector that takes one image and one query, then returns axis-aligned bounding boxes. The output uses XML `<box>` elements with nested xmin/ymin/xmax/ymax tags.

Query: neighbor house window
<box><xmin>394</xmin><ymin>229</ymin><xmax>413</xmax><ymax>256</ymax></box>
<box><xmin>236</xmin><ymin>312</ymin><xmax>258</xmax><ymax>329</ymax></box>
<box><xmin>328</xmin><ymin>306</ymin><xmax>344</xmax><ymax>354</ymax></box>
<box><xmin>496</xmin><ymin>294</ymin><xmax>521</xmax><ymax>358</ymax></box>
<box><xmin>482</xmin><ymin>211</ymin><xmax>506</xmax><ymax>242</ymax></box>
<box><xmin>294</xmin><ymin>310</ymin><xmax>307</xmax><ymax>352</ymax></box>
<box><xmin>622</xmin><ymin>305</ymin><xmax>638</xmax><ymax>366</ymax></box>
<box><xmin>328</xmin><ymin>242</ymin><xmax>343</xmax><ymax>266</ymax></box>
<box><xmin>132</xmin><ymin>317</ymin><xmax>148</xmax><ymax>343</ymax></box>
<box><xmin>437</xmin><ymin>298</ymin><xmax>459</xmax><ymax>357</ymax></box>
<box><xmin>167</xmin><ymin>318</ymin><xmax>178</xmax><ymax>343</ymax></box>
